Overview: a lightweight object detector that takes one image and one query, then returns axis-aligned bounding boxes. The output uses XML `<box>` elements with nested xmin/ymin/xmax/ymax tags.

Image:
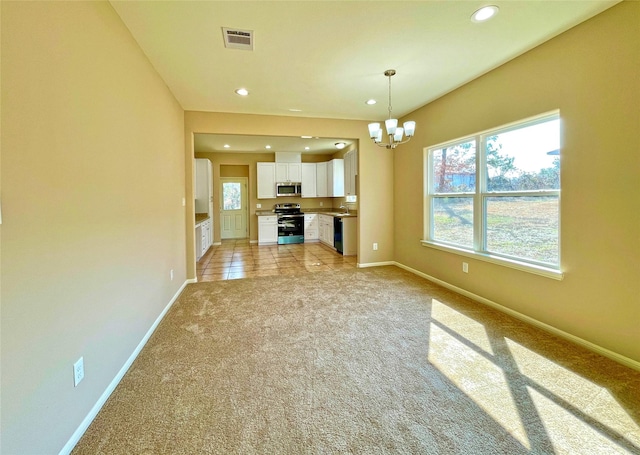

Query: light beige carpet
<box><xmin>73</xmin><ymin>266</ymin><xmax>640</xmax><ymax>454</ymax></box>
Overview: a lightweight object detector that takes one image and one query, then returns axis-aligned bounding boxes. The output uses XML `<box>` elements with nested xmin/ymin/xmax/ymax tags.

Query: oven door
<box><xmin>277</xmin><ymin>214</ymin><xmax>304</xmax><ymax>244</ymax></box>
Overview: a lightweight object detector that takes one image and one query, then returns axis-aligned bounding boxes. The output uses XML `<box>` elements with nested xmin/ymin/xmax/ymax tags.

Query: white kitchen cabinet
<box><xmin>195</xmin><ymin>218</ymin><xmax>212</xmax><ymax>261</ymax></box>
<box><xmin>344</xmin><ymin>149</ymin><xmax>358</xmax><ymax>196</ymax></box>
<box><xmin>304</xmin><ymin>213</ymin><xmax>319</xmax><ymax>241</ymax></box>
<box><xmin>301</xmin><ymin>163</ymin><xmax>317</xmax><ymax>198</ymax></box>
<box><xmin>318</xmin><ymin>215</ymin><xmax>328</xmax><ymax>244</ymax></box>
<box><xmin>201</xmin><ymin>219</ymin><xmax>212</xmax><ymax>256</ymax></box>
<box><xmin>195</xmin><ymin>225</ymin><xmax>203</xmax><ymax>261</ymax></box>
<box><xmin>318</xmin><ymin>214</ymin><xmax>334</xmax><ymax>248</ymax></box>
<box><xmin>195</xmin><ymin>159</ymin><xmax>212</xmax><ymax>214</ymax></box>
<box><xmin>327</xmin><ymin>159</ymin><xmax>344</xmax><ymax>197</ymax></box>
<box><xmin>316</xmin><ymin>162</ymin><xmax>328</xmax><ymax>197</ymax></box>
<box><xmin>257</xmin><ymin>162</ymin><xmax>276</xmax><ymax>199</ymax></box>
<box><xmin>258</xmin><ymin>215</ymin><xmax>278</xmax><ymax>245</ymax></box>
<box><xmin>276</xmin><ymin>163</ymin><xmax>302</xmax><ymax>182</ymax></box>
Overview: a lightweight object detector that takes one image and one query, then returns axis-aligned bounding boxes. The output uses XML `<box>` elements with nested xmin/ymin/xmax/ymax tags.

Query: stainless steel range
<box><xmin>274</xmin><ymin>203</ymin><xmax>304</xmax><ymax>244</ymax></box>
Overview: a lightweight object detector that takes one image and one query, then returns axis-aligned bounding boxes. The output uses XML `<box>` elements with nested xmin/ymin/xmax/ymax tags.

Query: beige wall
<box><xmin>1</xmin><ymin>2</ymin><xmax>186</xmax><ymax>453</ymax></box>
<box><xmin>186</xmin><ymin>112</ymin><xmax>394</xmax><ymax>278</ymax></box>
<box><xmin>394</xmin><ymin>2</ymin><xmax>640</xmax><ymax>363</ymax></box>
<box><xmin>220</xmin><ymin>164</ymin><xmax>250</xmax><ymax>178</ymax></box>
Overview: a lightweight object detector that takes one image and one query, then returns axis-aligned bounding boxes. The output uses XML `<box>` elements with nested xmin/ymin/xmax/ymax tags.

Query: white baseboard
<box><xmin>357</xmin><ymin>261</ymin><xmax>395</xmax><ymax>268</ymax></box>
<box><xmin>59</xmin><ymin>279</ymin><xmax>191</xmax><ymax>455</ymax></box>
<box><xmin>394</xmin><ymin>261</ymin><xmax>640</xmax><ymax>372</ymax></box>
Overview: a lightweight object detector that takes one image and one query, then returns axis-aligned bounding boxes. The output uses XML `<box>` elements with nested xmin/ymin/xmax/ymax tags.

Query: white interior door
<box><xmin>220</xmin><ymin>177</ymin><xmax>248</xmax><ymax>239</ymax></box>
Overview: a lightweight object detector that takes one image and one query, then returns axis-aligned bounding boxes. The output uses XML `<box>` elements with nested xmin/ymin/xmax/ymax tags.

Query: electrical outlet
<box><xmin>181</xmin><ymin>197</ymin><xmax>186</xmax><ymax>207</ymax></box>
<box><xmin>256</xmin><ymin>203</ymin><xmax>262</xmax><ymax>209</ymax></box>
<box><xmin>320</xmin><ymin>202</ymin><xmax>323</xmax><ymax>207</ymax></box>
<box><xmin>462</xmin><ymin>262</ymin><xmax>469</xmax><ymax>273</ymax></box>
<box><xmin>373</xmin><ymin>243</ymin><xmax>378</xmax><ymax>251</ymax></box>
<box><xmin>170</xmin><ymin>269</ymin><xmax>174</xmax><ymax>281</ymax></box>
<box><xmin>73</xmin><ymin>357</ymin><xmax>85</xmax><ymax>387</ymax></box>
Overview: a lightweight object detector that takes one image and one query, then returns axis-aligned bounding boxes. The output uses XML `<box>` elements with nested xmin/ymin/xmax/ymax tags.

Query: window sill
<box><xmin>420</xmin><ymin>240</ymin><xmax>564</xmax><ymax>281</ymax></box>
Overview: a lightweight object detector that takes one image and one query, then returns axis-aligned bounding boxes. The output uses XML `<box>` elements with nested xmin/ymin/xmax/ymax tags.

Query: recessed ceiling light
<box><xmin>265</xmin><ymin>145</ymin><xmax>271</xmax><ymax>149</ymax></box>
<box><xmin>223</xmin><ymin>144</ymin><xmax>230</xmax><ymax>148</ymax></box>
<box><xmin>335</xmin><ymin>142</ymin><xmax>347</xmax><ymax>150</ymax></box>
<box><xmin>471</xmin><ymin>5</ymin><xmax>499</xmax><ymax>23</ymax></box>
<box><xmin>235</xmin><ymin>88</ymin><xmax>249</xmax><ymax>96</ymax></box>
<box><xmin>304</xmin><ymin>146</ymin><xmax>310</xmax><ymax>150</ymax></box>
<box><xmin>289</xmin><ymin>108</ymin><xmax>302</xmax><ymax>112</ymax></box>
<box><xmin>366</xmin><ymin>99</ymin><xmax>377</xmax><ymax>105</ymax></box>
<box><xmin>301</xmin><ymin>136</ymin><xmax>313</xmax><ymax>139</ymax></box>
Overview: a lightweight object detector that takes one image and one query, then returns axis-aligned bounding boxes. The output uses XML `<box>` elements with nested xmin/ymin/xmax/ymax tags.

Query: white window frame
<box><xmin>422</xmin><ymin>111</ymin><xmax>563</xmax><ymax>280</ymax></box>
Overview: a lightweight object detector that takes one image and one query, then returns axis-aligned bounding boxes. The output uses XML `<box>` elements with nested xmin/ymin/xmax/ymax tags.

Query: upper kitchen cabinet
<box><xmin>257</xmin><ymin>162</ymin><xmax>276</xmax><ymax>199</ymax></box>
<box><xmin>327</xmin><ymin>158</ymin><xmax>344</xmax><ymax>197</ymax></box>
<box><xmin>315</xmin><ymin>159</ymin><xmax>343</xmax><ymax>197</ymax></box>
<box><xmin>301</xmin><ymin>163</ymin><xmax>317</xmax><ymax>198</ymax></box>
<box><xmin>344</xmin><ymin>149</ymin><xmax>358</xmax><ymax>196</ymax></box>
<box><xmin>316</xmin><ymin>162</ymin><xmax>328</xmax><ymax>197</ymax></box>
<box><xmin>276</xmin><ymin>163</ymin><xmax>301</xmax><ymax>182</ymax></box>
<box><xmin>195</xmin><ymin>158</ymin><xmax>212</xmax><ymax>215</ymax></box>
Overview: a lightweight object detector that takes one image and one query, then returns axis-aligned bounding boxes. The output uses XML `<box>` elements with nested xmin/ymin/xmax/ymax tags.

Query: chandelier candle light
<box><xmin>368</xmin><ymin>69</ymin><xmax>416</xmax><ymax>149</ymax></box>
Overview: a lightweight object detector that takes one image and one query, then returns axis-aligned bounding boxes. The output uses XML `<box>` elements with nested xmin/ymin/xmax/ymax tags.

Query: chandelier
<box><xmin>367</xmin><ymin>69</ymin><xmax>416</xmax><ymax>149</ymax></box>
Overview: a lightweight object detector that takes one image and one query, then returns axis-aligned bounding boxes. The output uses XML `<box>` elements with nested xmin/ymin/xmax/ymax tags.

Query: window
<box><xmin>222</xmin><ymin>182</ymin><xmax>242</xmax><ymax>211</ymax></box>
<box><xmin>424</xmin><ymin>112</ymin><xmax>561</xmax><ymax>278</ymax></box>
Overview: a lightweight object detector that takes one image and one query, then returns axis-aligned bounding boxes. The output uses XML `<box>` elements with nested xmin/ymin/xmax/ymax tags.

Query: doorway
<box><xmin>220</xmin><ymin>177</ymin><xmax>248</xmax><ymax>239</ymax></box>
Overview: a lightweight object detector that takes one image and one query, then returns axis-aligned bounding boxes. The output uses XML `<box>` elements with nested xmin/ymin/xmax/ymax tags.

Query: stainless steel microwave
<box><xmin>276</xmin><ymin>182</ymin><xmax>302</xmax><ymax>197</ymax></box>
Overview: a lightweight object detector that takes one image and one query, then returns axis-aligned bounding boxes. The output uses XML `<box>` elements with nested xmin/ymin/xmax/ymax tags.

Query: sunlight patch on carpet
<box><xmin>427</xmin><ymin>320</ymin><xmax>530</xmax><ymax>449</ymax></box>
<box><xmin>507</xmin><ymin>338</ymin><xmax>640</xmax><ymax>451</ymax></box>
<box><xmin>529</xmin><ymin>387</ymin><xmax>636</xmax><ymax>454</ymax></box>
<box><xmin>431</xmin><ymin>299</ymin><xmax>495</xmax><ymax>354</ymax></box>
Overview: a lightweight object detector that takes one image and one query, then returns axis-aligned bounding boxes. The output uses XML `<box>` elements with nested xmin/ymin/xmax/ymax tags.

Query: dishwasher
<box><xmin>334</xmin><ymin>217</ymin><xmax>343</xmax><ymax>254</ymax></box>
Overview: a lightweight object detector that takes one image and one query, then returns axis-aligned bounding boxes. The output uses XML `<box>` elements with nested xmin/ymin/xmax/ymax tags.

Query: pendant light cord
<box><xmin>388</xmin><ymin>74</ymin><xmax>393</xmax><ymax>120</ymax></box>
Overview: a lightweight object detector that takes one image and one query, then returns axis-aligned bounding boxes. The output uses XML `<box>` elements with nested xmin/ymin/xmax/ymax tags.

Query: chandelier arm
<box><xmin>371</xmin><ymin>140</ymin><xmax>393</xmax><ymax>149</ymax></box>
<box><xmin>394</xmin><ymin>136</ymin><xmax>413</xmax><ymax>146</ymax></box>
<box><xmin>370</xmin><ymin>135</ymin><xmax>412</xmax><ymax>148</ymax></box>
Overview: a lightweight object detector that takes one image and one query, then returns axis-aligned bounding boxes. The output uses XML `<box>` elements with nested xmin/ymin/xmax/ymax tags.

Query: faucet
<box><xmin>339</xmin><ymin>204</ymin><xmax>350</xmax><ymax>214</ymax></box>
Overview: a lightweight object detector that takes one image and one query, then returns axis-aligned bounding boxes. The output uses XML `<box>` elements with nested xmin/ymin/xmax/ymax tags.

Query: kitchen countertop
<box><xmin>327</xmin><ymin>213</ymin><xmax>357</xmax><ymax>218</ymax></box>
<box><xmin>256</xmin><ymin>208</ymin><xmax>357</xmax><ymax>217</ymax></box>
<box><xmin>195</xmin><ymin>213</ymin><xmax>210</xmax><ymax>225</ymax></box>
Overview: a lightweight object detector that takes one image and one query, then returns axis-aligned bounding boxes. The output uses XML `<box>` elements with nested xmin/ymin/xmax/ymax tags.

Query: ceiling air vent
<box><xmin>222</xmin><ymin>27</ymin><xmax>254</xmax><ymax>51</ymax></box>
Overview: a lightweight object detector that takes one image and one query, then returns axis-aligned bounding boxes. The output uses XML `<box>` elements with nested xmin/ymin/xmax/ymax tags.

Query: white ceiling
<box><xmin>195</xmin><ymin>134</ymin><xmax>354</xmax><ymax>155</ymax></box>
<box><xmin>110</xmin><ymin>0</ymin><xmax>619</xmax><ymax>153</ymax></box>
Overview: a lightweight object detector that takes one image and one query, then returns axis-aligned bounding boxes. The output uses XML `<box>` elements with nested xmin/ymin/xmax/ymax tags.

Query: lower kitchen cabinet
<box><xmin>258</xmin><ymin>215</ymin><xmax>278</xmax><ymax>245</ymax></box>
<box><xmin>318</xmin><ymin>214</ymin><xmax>334</xmax><ymax>248</ymax></box>
<box><xmin>304</xmin><ymin>214</ymin><xmax>319</xmax><ymax>241</ymax></box>
<box><xmin>196</xmin><ymin>218</ymin><xmax>212</xmax><ymax>261</ymax></box>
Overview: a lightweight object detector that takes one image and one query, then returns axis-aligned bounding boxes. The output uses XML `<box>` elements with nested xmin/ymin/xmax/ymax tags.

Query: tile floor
<box><xmin>196</xmin><ymin>239</ymin><xmax>357</xmax><ymax>281</ymax></box>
